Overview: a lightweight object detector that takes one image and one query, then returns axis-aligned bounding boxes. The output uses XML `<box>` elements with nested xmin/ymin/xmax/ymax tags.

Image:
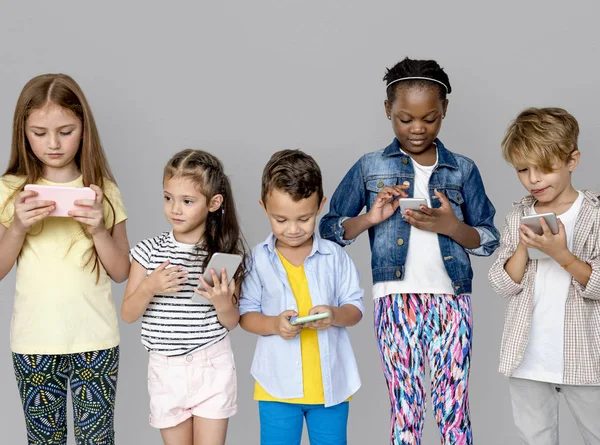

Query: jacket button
<box><xmin>402</xmin><ymin>158</ymin><xmax>408</xmax><ymax>165</ymax></box>
<box><xmin>396</xmin><ymin>270</ymin><xmax>402</xmax><ymax>278</ymax></box>
<box><xmin>377</xmin><ymin>181</ymin><xmax>384</xmax><ymax>188</ymax></box>
<box><xmin>397</xmin><ymin>238</ymin><xmax>404</xmax><ymax>246</ymax></box>
<box><xmin>403</xmin><ymin>181</ymin><xmax>410</xmax><ymax>186</ymax></box>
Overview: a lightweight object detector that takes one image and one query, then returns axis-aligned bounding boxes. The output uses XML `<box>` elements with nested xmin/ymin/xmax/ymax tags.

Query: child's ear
<box><xmin>317</xmin><ymin>196</ymin><xmax>327</xmax><ymax>215</ymax></box>
<box><xmin>384</xmin><ymin>100</ymin><xmax>391</xmax><ymax>120</ymax></box>
<box><xmin>208</xmin><ymin>194</ymin><xmax>224</xmax><ymax>212</ymax></box>
<box><xmin>442</xmin><ymin>99</ymin><xmax>449</xmax><ymax>118</ymax></box>
<box><xmin>259</xmin><ymin>199</ymin><xmax>268</xmax><ymax>216</ymax></box>
<box><xmin>568</xmin><ymin>150</ymin><xmax>580</xmax><ymax>172</ymax></box>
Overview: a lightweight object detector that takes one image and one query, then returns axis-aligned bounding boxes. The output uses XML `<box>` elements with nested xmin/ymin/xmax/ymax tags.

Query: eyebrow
<box><xmin>163</xmin><ymin>191</ymin><xmax>200</xmax><ymax>199</ymax></box>
<box><xmin>398</xmin><ymin>110</ymin><xmax>438</xmax><ymax>118</ymax></box>
<box><xmin>29</xmin><ymin>124</ymin><xmax>77</xmax><ymax>130</ymax></box>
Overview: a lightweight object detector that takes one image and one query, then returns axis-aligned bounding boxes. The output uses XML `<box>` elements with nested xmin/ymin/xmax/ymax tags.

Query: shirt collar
<box><xmin>382</xmin><ymin>138</ymin><xmax>459</xmax><ymax>169</ymax></box>
<box><xmin>261</xmin><ymin>232</ymin><xmax>333</xmax><ymax>257</ymax></box>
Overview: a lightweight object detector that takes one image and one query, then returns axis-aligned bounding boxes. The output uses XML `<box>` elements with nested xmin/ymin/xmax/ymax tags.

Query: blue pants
<box><xmin>259</xmin><ymin>401</ymin><xmax>349</xmax><ymax>445</ymax></box>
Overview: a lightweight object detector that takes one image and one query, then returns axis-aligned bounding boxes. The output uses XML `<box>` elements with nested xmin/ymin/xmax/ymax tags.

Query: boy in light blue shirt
<box><xmin>239</xmin><ymin>149</ymin><xmax>363</xmax><ymax>445</ymax></box>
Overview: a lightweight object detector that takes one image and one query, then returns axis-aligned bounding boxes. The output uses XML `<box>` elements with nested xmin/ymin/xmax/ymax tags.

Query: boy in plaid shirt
<box><xmin>489</xmin><ymin>107</ymin><xmax>600</xmax><ymax>445</ymax></box>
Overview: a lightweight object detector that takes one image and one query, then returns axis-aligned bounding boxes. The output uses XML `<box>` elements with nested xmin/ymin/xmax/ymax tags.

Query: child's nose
<box><xmin>48</xmin><ymin>134</ymin><xmax>60</xmax><ymax>149</ymax></box>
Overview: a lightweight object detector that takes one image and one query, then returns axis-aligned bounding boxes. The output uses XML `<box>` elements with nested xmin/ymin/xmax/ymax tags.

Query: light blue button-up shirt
<box><xmin>239</xmin><ymin>233</ymin><xmax>364</xmax><ymax>407</ymax></box>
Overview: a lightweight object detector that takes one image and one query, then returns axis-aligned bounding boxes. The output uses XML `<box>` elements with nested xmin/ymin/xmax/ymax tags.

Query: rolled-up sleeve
<box><xmin>335</xmin><ymin>248</ymin><xmax>364</xmax><ymax>314</ymax></box>
<box><xmin>462</xmin><ymin>162</ymin><xmax>500</xmax><ymax>256</ymax></box>
<box><xmin>239</xmin><ymin>252</ymin><xmax>263</xmax><ymax>316</ymax></box>
<box><xmin>488</xmin><ymin>211</ymin><xmax>529</xmax><ymax>299</ymax></box>
<box><xmin>319</xmin><ymin>159</ymin><xmax>366</xmax><ymax>247</ymax></box>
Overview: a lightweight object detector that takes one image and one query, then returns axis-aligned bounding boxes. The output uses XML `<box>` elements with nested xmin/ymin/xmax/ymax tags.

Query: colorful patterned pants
<box><xmin>374</xmin><ymin>293</ymin><xmax>472</xmax><ymax>445</ymax></box>
<box><xmin>13</xmin><ymin>347</ymin><xmax>119</xmax><ymax>445</ymax></box>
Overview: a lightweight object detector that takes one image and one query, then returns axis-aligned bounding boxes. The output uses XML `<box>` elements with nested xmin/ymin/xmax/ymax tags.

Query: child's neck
<box><xmin>534</xmin><ymin>186</ymin><xmax>579</xmax><ymax>215</ymax></box>
<box><xmin>276</xmin><ymin>236</ymin><xmax>313</xmax><ymax>267</ymax></box>
<box><xmin>43</xmin><ymin>164</ymin><xmax>81</xmax><ymax>183</ymax></box>
<box><xmin>173</xmin><ymin>225</ymin><xmax>205</xmax><ymax>245</ymax></box>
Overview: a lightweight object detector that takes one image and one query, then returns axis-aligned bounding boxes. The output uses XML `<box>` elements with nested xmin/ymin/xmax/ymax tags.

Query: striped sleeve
<box><xmin>130</xmin><ymin>237</ymin><xmax>154</xmax><ymax>269</ymax></box>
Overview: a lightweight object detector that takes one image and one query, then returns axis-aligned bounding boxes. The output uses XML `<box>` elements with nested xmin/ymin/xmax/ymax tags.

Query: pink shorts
<box><xmin>147</xmin><ymin>335</ymin><xmax>237</xmax><ymax>429</ymax></box>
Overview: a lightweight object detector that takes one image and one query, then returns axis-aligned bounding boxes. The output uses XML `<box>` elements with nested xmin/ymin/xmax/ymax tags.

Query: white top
<box><xmin>130</xmin><ymin>231</ymin><xmax>228</xmax><ymax>356</ymax></box>
<box><xmin>513</xmin><ymin>191</ymin><xmax>584</xmax><ymax>383</ymax></box>
<box><xmin>373</xmin><ymin>149</ymin><xmax>454</xmax><ymax>299</ymax></box>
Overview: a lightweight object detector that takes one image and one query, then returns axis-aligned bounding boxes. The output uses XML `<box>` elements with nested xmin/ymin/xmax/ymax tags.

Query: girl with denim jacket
<box><xmin>319</xmin><ymin>58</ymin><xmax>500</xmax><ymax>445</ymax></box>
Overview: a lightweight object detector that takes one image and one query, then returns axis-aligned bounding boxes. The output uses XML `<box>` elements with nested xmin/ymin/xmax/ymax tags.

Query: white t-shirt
<box><xmin>513</xmin><ymin>191</ymin><xmax>584</xmax><ymax>383</ymax></box>
<box><xmin>130</xmin><ymin>231</ymin><xmax>228</xmax><ymax>356</ymax></box>
<box><xmin>373</xmin><ymin>150</ymin><xmax>455</xmax><ymax>299</ymax></box>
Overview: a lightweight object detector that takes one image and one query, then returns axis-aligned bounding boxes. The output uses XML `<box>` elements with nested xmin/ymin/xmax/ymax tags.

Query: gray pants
<box><xmin>509</xmin><ymin>377</ymin><xmax>600</xmax><ymax>445</ymax></box>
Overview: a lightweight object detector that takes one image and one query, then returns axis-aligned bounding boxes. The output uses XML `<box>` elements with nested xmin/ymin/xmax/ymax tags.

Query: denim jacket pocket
<box><xmin>442</xmin><ymin>187</ymin><xmax>465</xmax><ymax>221</ymax></box>
<box><xmin>365</xmin><ymin>177</ymin><xmax>398</xmax><ymax>208</ymax></box>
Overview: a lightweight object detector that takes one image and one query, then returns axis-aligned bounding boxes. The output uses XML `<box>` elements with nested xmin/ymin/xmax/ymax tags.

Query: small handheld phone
<box><xmin>24</xmin><ymin>184</ymin><xmax>96</xmax><ymax>217</ymax></box>
<box><xmin>399</xmin><ymin>198</ymin><xmax>427</xmax><ymax>214</ymax></box>
<box><xmin>290</xmin><ymin>312</ymin><xmax>330</xmax><ymax>326</ymax></box>
<box><xmin>192</xmin><ymin>253</ymin><xmax>243</xmax><ymax>303</ymax></box>
<box><xmin>520</xmin><ymin>212</ymin><xmax>559</xmax><ymax>260</ymax></box>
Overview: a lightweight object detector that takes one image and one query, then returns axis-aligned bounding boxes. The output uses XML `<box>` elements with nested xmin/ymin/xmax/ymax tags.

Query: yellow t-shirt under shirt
<box><xmin>254</xmin><ymin>251</ymin><xmax>325</xmax><ymax>404</ymax></box>
<box><xmin>0</xmin><ymin>174</ymin><xmax>127</xmax><ymax>355</ymax></box>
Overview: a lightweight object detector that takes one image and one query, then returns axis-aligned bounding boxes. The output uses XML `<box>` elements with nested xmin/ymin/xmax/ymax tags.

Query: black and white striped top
<box><xmin>130</xmin><ymin>231</ymin><xmax>228</xmax><ymax>356</ymax></box>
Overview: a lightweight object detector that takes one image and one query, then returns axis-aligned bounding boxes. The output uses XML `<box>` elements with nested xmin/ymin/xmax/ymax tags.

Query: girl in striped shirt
<box><xmin>122</xmin><ymin>149</ymin><xmax>247</xmax><ymax>445</ymax></box>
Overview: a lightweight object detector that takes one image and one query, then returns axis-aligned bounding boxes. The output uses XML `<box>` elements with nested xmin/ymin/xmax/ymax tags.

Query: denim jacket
<box><xmin>319</xmin><ymin>138</ymin><xmax>500</xmax><ymax>294</ymax></box>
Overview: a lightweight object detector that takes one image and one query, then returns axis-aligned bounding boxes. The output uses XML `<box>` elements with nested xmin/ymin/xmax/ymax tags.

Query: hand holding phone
<box><xmin>290</xmin><ymin>312</ymin><xmax>330</xmax><ymax>326</ymax></box>
<box><xmin>520</xmin><ymin>212</ymin><xmax>562</xmax><ymax>260</ymax></box>
<box><xmin>12</xmin><ymin>189</ymin><xmax>55</xmax><ymax>233</ymax></box>
<box><xmin>24</xmin><ymin>184</ymin><xmax>96</xmax><ymax>217</ymax></box>
<box><xmin>274</xmin><ymin>310</ymin><xmax>302</xmax><ymax>340</ymax></box>
<box><xmin>192</xmin><ymin>253</ymin><xmax>243</xmax><ymax>303</ymax></box>
<box><xmin>399</xmin><ymin>198</ymin><xmax>427</xmax><ymax>214</ymax></box>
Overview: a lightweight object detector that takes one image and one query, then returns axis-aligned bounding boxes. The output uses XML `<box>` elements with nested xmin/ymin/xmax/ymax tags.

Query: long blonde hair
<box><xmin>1</xmin><ymin>73</ymin><xmax>117</xmax><ymax>281</ymax></box>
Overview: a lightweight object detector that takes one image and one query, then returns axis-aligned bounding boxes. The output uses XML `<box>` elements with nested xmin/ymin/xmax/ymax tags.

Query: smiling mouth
<box><xmin>531</xmin><ymin>187</ymin><xmax>549</xmax><ymax>194</ymax></box>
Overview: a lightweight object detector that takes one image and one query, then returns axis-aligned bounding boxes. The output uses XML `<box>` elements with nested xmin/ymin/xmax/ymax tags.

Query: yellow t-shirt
<box><xmin>0</xmin><ymin>174</ymin><xmax>127</xmax><ymax>354</ymax></box>
<box><xmin>254</xmin><ymin>251</ymin><xmax>325</xmax><ymax>404</ymax></box>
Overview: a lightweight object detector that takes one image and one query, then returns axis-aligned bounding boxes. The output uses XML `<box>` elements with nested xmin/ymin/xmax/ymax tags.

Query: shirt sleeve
<box><xmin>461</xmin><ymin>162</ymin><xmax>500</xmax><ymax>256</ymax></box>
<box><xmin>488</xmin><ymin>210</ymin><xmax>530</xmax><ymax>298</ymax></box>
<box><xmin>335</xmin><ymin>247</ymin><xmax>364</xmax><ymax>314</ymax></box>
<box><xmin>0</xmin><ymin>176</ymin><xmax>21</xmax><ymax>228</ymax></box>
<box><xmin>102</xmin><ymin>180</ymin><xmax>127</xmax><ymax>228</ymax></box>
<box><xmin>319</xmin><ymin>158</ymin><xmax>366</xmax><ymax>247</ymax></box>
<box><xmin>239</xmin><ymin>252</ymin><xmax>264</xmax><ymax>316</ymax></box>
<box><xmin>130</xmin><ymin>238</ymin><xmax>153</xmax><ymax>270</ymax></box>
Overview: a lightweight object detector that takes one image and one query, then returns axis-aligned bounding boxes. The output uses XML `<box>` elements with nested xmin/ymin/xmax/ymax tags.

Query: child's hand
<box><xmin>145</xmin><ymin>260</ymin><xmax>188</xmax><ymax>295</ymax></box>
<box><xmin>12</xmin><ymin>190</ymin><xmax>54</xmax><ymax>234</ymax></box>
<box><xmin>304</xmin><ymin>305</ymin><xmax>334</xmax><ymax>331</ymax></box>
<box><xmin>195</xmin><ymin>268</ymin><xmax>236</xmax><ymax>311</ymax></box>
<box><xmin>366</xmin><ymin>185</ymin><xmax>409</xmax><ymax>225</ymax></box>
<box><xmin>69</xmin><ymin>184</ymin><xmax>105</xmax><ymax>235</ymax></box>
<box><xmin>519</xmin><ymin>217</ymin><xmax>569</xmax><ymax>261</ymax></box>
<box><xmin>402</xmin><ymin>189</ymin><xmax>459</xmax><ymax>235</ymax></box>
<box><xmin>274</xmin><ymin>310</ymin><xmax>302</xmax><ymax>340</ymax></box>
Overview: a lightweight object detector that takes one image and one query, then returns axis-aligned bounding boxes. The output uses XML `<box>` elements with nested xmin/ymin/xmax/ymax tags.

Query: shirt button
<box><xmin>397</xmin><ymin>238</ymin><xmax>404</xmax><ymax>246</ymax></box>
<box><xmin>377</xmin><ymin>181</ymin><xmax>384</xmax><ymax>188</ymax></box>
<box><xmin>396</xmin><ymin>270</ymin><xmax>402</xmax><ymax>278</ymax></box>
<box><xmin>403</xmin><ymin>181</ymin><xmax>410</xmax><ymax>186</ymax></box>
<box><xmin>186</xmin><ymin>355</ymin><xmax>193</xmax><ymax>362</ymax></box>
<box><xmin>402</xmin><ymin>158</ymin><xmax>408</xmax><ymax>165</ymax></box>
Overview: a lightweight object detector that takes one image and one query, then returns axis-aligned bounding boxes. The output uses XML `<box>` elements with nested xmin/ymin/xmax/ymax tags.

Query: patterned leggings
<box><xmin>12</xmin><ymin>347</ymin><xmax>119</xmax><ymax>445</ymax></box>
<box><xmin>374</xmin><ymin>293</ymin><xmax>472</xmax><ymax>445</ymax></box>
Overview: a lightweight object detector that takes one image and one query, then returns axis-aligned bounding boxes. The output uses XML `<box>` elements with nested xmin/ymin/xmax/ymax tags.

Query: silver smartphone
<box><xmin>192</xmin><ymin>252</ymin><xmax>243</xmax><ymax>303</ymax></box>
<box><xmin>520</xmin><ymin>212</ymin><xmax>559</xmax><ymax>260</ymax></box>
<box><xmin>399</xmin><ymin>198</ymin><xmax>427</xmax><ymax>214</ymax></box>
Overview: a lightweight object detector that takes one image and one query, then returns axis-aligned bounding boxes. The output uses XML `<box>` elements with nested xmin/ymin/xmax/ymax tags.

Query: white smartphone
<box><xmin>24</xmin><ymin>184</ymin><xmax>96</xmax><ymax>217</ymax></box>
<box><xmin>192</xmin><ymin>252</ymin><xmax>243</xmax><ymax>303</ymax></box>
<box><xmin>290</xmin><ymin>312</ymin><xmax>330</xmax><ymax>326</ymax></box>
<box><xmin>400</xmin><ymin>198</ymin><xmax>427</xmax><ymax>214</ymax></box>
<box><xmin>520</xmin><ymin>212</ymin><xmax>559</xmax><ymax>260</ymax></box>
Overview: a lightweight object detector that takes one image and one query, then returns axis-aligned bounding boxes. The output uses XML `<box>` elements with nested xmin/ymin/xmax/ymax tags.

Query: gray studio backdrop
<box><xmin>1</xmin><ymin>1</ymin><xmax>599</xmax><ymax>444</ymax></box>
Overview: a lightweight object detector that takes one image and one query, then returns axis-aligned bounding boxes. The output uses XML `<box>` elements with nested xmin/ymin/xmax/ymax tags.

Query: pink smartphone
<box><xmin>24</xmin><ymin>184</ymin><xmax>96</xmax><ymax>217</ymax></box>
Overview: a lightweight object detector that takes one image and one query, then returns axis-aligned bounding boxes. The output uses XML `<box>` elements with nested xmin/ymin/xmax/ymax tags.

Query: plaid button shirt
<box><xmin>488</xmin><ymin>190</ymin><xmax>600</xmax><ymax>385</ymax></box>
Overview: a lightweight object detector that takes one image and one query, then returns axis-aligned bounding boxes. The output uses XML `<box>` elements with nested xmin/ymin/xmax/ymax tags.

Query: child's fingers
<box><xmin>73</xmin><ymin>199</ymin><xmax>96</xmax><ymax>207</ymax></box>
<box><xmin>193</xmin><ymin>288</ymin><xmax>212</xmax><ymax>299</ymax></box>
<box><xmin>418</xmin><ymin>205</ymin><xmax>433</xmax><ymax>216</ymax></box>
<box><xmin>89</xmin><ymin>184</ymin><xmax>103</xmax><ymax>203</ymax></box>
<box><xmin>219</xmin><ymin>268</ymin><xmax>229</xmax><ymax>291</ymax></box>
<box><xmin>539</xmin><ymin>217</ymin><xmax>552</xmax><ymax>236</ymax></box>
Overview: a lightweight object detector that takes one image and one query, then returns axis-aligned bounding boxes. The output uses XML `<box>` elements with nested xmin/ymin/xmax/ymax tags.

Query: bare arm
<box><xmin>503</xmin><ymin>242</ymin><xmax>529</xmax><ymax>284</ymax></box>
<box><xmin>93</xmin><ymin>221</ymin><xmax>130</xmax><ymax>283</ymax></box>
